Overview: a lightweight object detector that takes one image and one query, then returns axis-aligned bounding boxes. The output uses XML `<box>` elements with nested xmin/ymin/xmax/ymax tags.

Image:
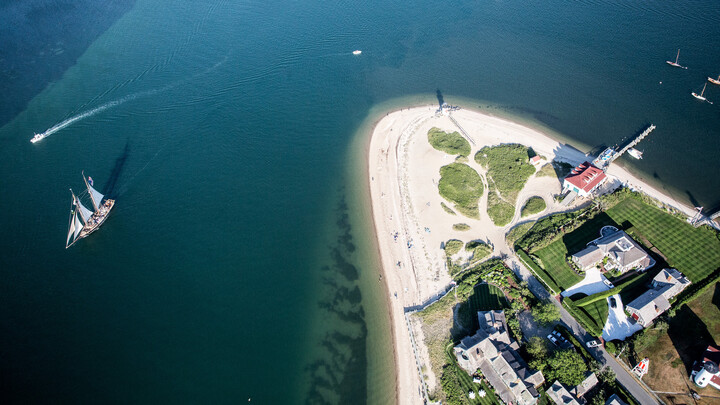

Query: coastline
<box><xmin>365</xmin><ymin>103</ymin><xmax>700</xmax><ymax>403</ymax></box>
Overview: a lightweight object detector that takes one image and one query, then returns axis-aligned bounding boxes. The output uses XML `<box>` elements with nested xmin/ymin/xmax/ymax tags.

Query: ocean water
<box><xmin>1</xmin><ymin>0</ymin><xmax>719</xmax><ymax>403</ymax></box>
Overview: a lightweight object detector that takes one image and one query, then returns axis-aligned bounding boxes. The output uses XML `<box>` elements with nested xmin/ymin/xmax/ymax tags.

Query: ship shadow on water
<box><xmin>102</xmin><ymin>141</ymin><xmax>130</xmax><ymax>198</ymax></box>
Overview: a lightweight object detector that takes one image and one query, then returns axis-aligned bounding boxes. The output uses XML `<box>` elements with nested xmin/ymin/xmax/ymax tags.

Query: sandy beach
<box><xmin>367</xmin><ymin>105</ymin><xmax>699</xmax><ymax>403</ymax></box>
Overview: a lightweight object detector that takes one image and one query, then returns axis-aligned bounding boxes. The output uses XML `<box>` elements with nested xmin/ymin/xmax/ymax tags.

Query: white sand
<box><xmin>367</xmin><ymin>105</ymin><xmax>696</xmax><ymax>403</ymax></box>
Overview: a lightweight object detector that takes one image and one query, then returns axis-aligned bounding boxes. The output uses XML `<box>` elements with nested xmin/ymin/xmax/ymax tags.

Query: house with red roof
<box><xmin>562</xmin><ymin>161</ymin><xmax>607</xmax><ymax>198</ymax></box>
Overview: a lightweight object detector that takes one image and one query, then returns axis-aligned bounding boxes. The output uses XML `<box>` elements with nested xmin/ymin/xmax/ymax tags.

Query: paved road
<box><xmin>505</xmin><ymin>257</ymin><xmax>660</xmax><ymax>405</ymax></box>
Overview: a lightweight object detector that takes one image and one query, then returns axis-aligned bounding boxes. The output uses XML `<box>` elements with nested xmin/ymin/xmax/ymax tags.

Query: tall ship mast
<box><xmin>66</xmin><ymin>172</ymin><xmax>115</xmax><ymax>248</ymax></box>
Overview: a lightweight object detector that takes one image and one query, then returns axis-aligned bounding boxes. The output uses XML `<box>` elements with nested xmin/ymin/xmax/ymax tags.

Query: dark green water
<box><xmin>1</xmin><ymin>0</ymin><xmax>719</xmax><ymax>403</ymax></box>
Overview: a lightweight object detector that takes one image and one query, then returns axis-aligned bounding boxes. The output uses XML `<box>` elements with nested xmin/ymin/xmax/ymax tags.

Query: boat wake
<box><xmin>31</xmin><ymin>55</ymin><xmax>229</xmax><ymax>143</ymax></box>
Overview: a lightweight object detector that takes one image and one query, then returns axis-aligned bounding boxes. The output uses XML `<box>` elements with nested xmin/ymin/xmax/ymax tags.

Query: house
<box><xmin>454</xmin><ymin>310</ymin><xmax>544</xmax><ymax>405</ymax></box>
<box><xmin>693</xmin><ymin>346</ymin><xmax>720</xmax><ymax>390</ymax></box>
<box><xmin>547</xmin><ymin>373</ymin><xmax>598</xmax><ymax>405</ymax></box>
<box><xmin>605</xmin><ymin>394</ymin><xmax>629</xmax><ymax>405</ymax></box>
<box><xmin>571</xmin><ymin>230</ymin><xmax>655</xmax><ymax>273</ymax></box>
<box><xmin>626</xmin><ymin>269</ymin><xmax>691</xmax><ymax>327</ymax></box>
<box><xmin>547</xmin><ymin>381</ymin><xmax>580</xmax><ymax>405</ymax></box>
<box><xmin>530</xmin><ymin>156</ymin><xmax>543</xmax><ymax>167</ymax></box>
<box><xmin>562</xmin><ymin>161</ymin><xmax>607</xmax><ymax>198</ymax></box>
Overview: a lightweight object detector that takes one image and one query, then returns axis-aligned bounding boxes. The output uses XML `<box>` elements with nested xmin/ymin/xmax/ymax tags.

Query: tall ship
<box><xmin>66</xmin><ymin>172</ymin><xmax>115</xmax><ymax>248</ymax></box>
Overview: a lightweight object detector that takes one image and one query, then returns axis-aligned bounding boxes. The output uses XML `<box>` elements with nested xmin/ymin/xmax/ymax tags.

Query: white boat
<box><xmin>666</xmin><ymin>49</ymin><xmax>687</xmax><ymax>69</ymax></box>
<box><xmin>352</xmin><ymin>50</ymin><xmax>362</xmax><ymax>55</ymax></box>
<box><xmin>692</xmin><ymin>83</ymin><xmax>708</xmax><ymax>102</ymax></box>
<box><xmin>709</xmin><ymin>74</ymin><xmax>720</xmax><ymax>85</ymax></box>
<box><xmin>66</xmin><ymin>172</ymin><xmax>115</xmax><ymax>248</ymax></box>
<box><xmin>30</xmin><ymin>132</ymin><xmax>47</xmax><ymax>143</ymax></box>
<box><xmin>627</xmin><ymin>148</ymin><xmax>643</xmax><ymax>159</ymax></box>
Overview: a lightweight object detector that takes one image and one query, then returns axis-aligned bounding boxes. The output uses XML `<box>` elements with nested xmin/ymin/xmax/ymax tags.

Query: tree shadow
<box><xmin>102</xmin><ymin>140</ymin><xmax>130</xmax><ymax>198</ymax></box>
<box><xmin>667</xmin><ymin>304</ymin><xmax>717</xmax><ymax>375</ymax></box>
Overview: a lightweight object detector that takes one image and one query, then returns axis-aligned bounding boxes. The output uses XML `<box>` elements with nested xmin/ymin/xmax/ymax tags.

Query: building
<box><xmin>547</xmin><ymin>373</ymin><xmax>598</xmax><ymax>405</ymax></box>
<box><xmin>454</xmin><ymin>310</ymin><xmax>544</xmax><ymax>405</ymax></box>
<box><xmin>571</xmin><ymin>230</ymin><xmax>655</xmax><ymax>273</ymax></box>
<box><xmin>605</xmin><ymin>394</ymin><xmax>629</xmax><ymax>405</ymax></box>
<box><xmin>530</xmin><ymin>156</ymin><xmax>543</xmax><ymax>167</ymax></box>
<box><xmin>547</xmin><ymin>381</ymin><xmax>580</xmax><ymax>405</ymax></box>
<box><xmin>692</xmin><ymin>345</ymin><xmax>720</xmax><ymax>390</ymax></box>
<box><xmin>626</xmin><ymin>269</ymin><xmax>691</xmax><ymax>327</ymax></box>
<box><xmin>562</xmin><ymin>161</ymin><xmax>607</xmax><ymax>198</ymax></box>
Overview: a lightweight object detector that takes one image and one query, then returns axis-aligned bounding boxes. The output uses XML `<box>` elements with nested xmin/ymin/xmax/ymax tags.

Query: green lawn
<box><xmin>467</xmin><ymin>283</ymin><xmax>508</xmax><ymax>314</ymax></box>
<box><xmin>605</xmin><ymin>198</ymin><xmax>720</xmax><ymax>283</ymax></box>
<box><xmin>439</xmin><ymin>163</ymin><xmax>484</xmax><ymax>219</ymax></box>
<box><xmin>580</xmin><ymin>299</ymin><xmax>609</xmax><ymax>330</ymax></box>
<box><xmin>534</xmin><ymin>241</ymin><xmax>583</xmax><ymax>290</ymax></box>
<box><xmin>428</xmin><ymin>127</ymin><xmax>471</xmax><ymax>157</ymax></box>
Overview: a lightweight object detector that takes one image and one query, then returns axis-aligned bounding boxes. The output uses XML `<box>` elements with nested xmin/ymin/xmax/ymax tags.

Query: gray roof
<box><xmin>547</xmin><ymin>381</ymin><xmax>580</xmax><ymax>405</ymax></box>
<box><xmin>626</xmin><ymin>289</ymin><xmax>671</xmax><ymax>326</ymax></box>
<box><xmin>652</xmin><ymin>268</ymin><xmax>691</xmax><ymax>300</ymax></box>
<box><xmin>572</xmin><ymin>245</ymin><xmax>604</xmax><ymax>269</ymax></box>
<box><xmin>605</xmin><ymin>394</ymin><xmax>628</xmax><ymax>405</ymax></box>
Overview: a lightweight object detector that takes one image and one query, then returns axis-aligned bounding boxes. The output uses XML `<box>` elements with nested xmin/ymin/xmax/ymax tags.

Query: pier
<box><xmin>447</xmin><ymin>113</ymin><xmax>476</xmax><ymax>146</ymax></box>
<box><xmin>593</xmin><ymin>124</ymin><xmax>656</xmax><ymax>169</ymax></box>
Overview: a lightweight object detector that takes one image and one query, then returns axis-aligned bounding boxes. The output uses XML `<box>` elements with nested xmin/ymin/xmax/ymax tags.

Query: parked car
<box><xmin>586</xmin><ymin>340</ymin><xmax>601</xmax><ymax>348</ymax></box>
<box><xmin>547</xmin><ymin>334</ymin><xmax>559</xmax><ymax>346</ymax></box>
<box><xmin>610</xmin><ymin>297</ymin><xmax>617</xmax><ymax>308</ymax></box>
<box><xmin>603</xmin><ymin>279</ymin><xmax>614</xmax><ymax>288</ymax></box>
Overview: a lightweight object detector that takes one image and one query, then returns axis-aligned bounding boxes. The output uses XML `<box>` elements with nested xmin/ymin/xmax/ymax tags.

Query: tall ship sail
<box><xmin>66</xmin><ymin>172</ymin><xmax>115</xmax><ymax>248</ymax></box>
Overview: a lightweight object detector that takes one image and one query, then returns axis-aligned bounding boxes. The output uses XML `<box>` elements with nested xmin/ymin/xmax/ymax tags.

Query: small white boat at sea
<box><xmin>627</xmin><ymin>148</ymin><xmax>643</xmax><ymax>159</ymax></box>
<box><xmin>666</xmin><ymin>49</ymin><xmax>687</xmax><ymax>69</ymax></box>
<box><xmin>30</xmin><ymin>132</ymin><xmax>47</xmax><ymax>143</ymax></box>
<box><xmin>352</xmin><ymin>50</ymin><xmax>362</xmax><ymax>55</ymax></box>
<box><xmin>66</xmin><ymin>172</ymin><xmax>115</xmax><ymax>248</ymax></box>
<box><xmin>709</xmin><ymin>74</ymin><xmax>720</xmax><ymax>85</ymax></box>
<box><xmin>692</xmin><ymin>83</ymin><xmax>711</xmax><ymax>103</ymax></box>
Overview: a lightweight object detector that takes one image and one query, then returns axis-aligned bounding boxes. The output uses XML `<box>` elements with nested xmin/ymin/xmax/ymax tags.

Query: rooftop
<box><xmin>564</xmin><ymin>161</ymin><xmax>607</xmax><ymax>193</ymax></box>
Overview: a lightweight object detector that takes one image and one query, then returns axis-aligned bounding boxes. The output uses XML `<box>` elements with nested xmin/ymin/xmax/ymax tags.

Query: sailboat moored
<box><xmin>666</xmin><ymin>49</ymin><xmax>687</xmax><ymax>69</ymax></box>
<box><xmin>66</xmin><ymin>172</ymin><xmax>115</xmax><ymax>248</ymax></box>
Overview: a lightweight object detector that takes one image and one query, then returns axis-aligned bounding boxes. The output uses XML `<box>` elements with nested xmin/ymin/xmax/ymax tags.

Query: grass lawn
<box><xmin>630</xmin><ymin>283</ymin><xmax>720</xmax><ymax>399</ymax></box>
<box><xmin>534</xmin><ymin>240</ymin><xmax>583</xmax><ymax>290</ymax></box>
<box><xmin>605</xmin><ymin>198</ymin><xmax>720</xmax><ymax>283</ymax></box>
<box><xmin>521</xmin><ymin>196</ymin><xmax>546</xmax><ymax>217</ymax></box>
<box><xmin>580</xmin><ymin>299</ymin><xmax>609</xmax><ymax>330</ymax></box>
<box><xmin>468</xmin><ymin>283</ymin><xmax>508</xmax><ymax>312</ymax></box>
<box><xmin>439</xmin><ymin>163</ymin><xmax>484</xmax><ymax>219</ymax></box>
<box><xmin>428</xmin><ymin>127</ymin><xmax>471</xmax><ymax>157</ymax></box>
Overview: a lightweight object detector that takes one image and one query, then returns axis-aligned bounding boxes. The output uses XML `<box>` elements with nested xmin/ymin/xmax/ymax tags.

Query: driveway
<box><xmin>561</xmin><ymin>268</ymin><xmax>611</xmax><ymax>298</ymax></box>
<box><xmin>602</xmin><ymin>294</ymin><xmax>643</xmax><ymax>341</ymax></box>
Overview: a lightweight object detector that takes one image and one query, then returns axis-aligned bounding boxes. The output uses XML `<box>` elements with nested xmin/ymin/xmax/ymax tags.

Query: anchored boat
<box><xmin>692</xmin><ymin>83</ymin><xmax>710</xmax><ymax>102</ymax></box>
<box><xmin>66</xmin><ymin>172</ymin><xmax>115</xmax><ymax>248</ymax></box>
<box><xmin>666</xmin><ymin>49</ymin><xmax>687</xmax><ymax>69</ymax></box>
<box><xmin>352</xmin><ymin>50</ymin><xmax>362</xmax><ymax>55</ymax></box>
<box><xmin>709</xmin><ymin>74</ymin><xmax>720</xmax><ymax>85</ymax></box>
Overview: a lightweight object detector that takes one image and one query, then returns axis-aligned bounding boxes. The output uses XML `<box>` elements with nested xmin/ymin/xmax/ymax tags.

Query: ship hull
<box><xmin>709</xmin><ymin>77</ymin><xmax>720</xmax><ymax>85</ymax></box>
<box><xmin>78</xmin><ymin>199</ymin><xmax>115</xmax><ymax>239</ymax></box>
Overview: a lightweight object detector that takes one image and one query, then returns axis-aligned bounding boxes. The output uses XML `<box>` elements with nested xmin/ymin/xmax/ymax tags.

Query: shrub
<box><xmin>453</xmin><ymin>223</ymin><xmax>470</xmax><ymax>231</ymax></box>
<box><xmin>428</xmin><ymin>127</ymin><xmax>471</xmax><ymax>157</ymax></box>
<box><xmin>441</xmin><ymin>202</ymin><xmax>456</xmax><ymax>215</ymax></box>
<box><xmin>474</xmin><ymin>144</ymin><xmax>535</xmax><ymax>202</ymax></box>
<box><xmin>445</xmin><ymin>239</ymin><xmax>464</xmax><ymax>256</ymax></box>
<box><xmin>521</xmin><ymin>196</ymin><xmax>546</xmax><ymax>217</ymax></box>
<box><xmin>438</xmin><ymin>163</ymin><xmax>484</xmax><ymax>218</ymax></box>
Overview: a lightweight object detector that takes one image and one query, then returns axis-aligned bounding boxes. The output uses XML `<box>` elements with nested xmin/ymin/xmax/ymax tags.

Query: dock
<box><xmin>593</xmin><ymin>124</ymin><xmax>656</xmax><ymax>169</ymax></box>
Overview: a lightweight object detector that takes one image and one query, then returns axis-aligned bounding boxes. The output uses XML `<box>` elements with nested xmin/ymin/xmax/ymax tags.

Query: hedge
<box><xmin>573</xmin><ymin>272</ymin><xmax>652</xmax><ymax>307</ymax></box>
<box><xmin>672</xmin><ymin>266</ymin><xmax>720</xmax><ymax>308</ymax></box>
<box><xmin>563</xmin><ymin>299</ymin><xmax>602</xmax><ymax>337</ymax></box>
<box><xmin>517</xmin><ymin>249</ymin><xmax>560</xmax><ymax>295</ymax></box>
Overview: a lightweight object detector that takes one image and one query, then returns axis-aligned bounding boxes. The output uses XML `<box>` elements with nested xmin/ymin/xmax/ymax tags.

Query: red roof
<box><xmin>564</xmin><ymin>161</ymin><xmax>607</xmax><ymax>193</ymax></box>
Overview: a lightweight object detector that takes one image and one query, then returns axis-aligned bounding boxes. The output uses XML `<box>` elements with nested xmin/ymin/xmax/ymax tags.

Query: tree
<box><xmin>526</xmin><ymin>337</ymin><xmax>548</xmax><ymax>372</ymax></box>
<box><xmin>532</xmin><ymin>302</ymin><xmax>561</xmax><ymax>325</ymax></box>
<box><xmin>546</xmin><ymin>350</ymin><xmax>588</xmax><ymax>386</ymax></box>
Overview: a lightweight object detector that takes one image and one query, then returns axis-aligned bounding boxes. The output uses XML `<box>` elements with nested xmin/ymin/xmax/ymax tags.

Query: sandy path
<box><xmin>367</xmin><ymin>105</ymin><xmax>698</xmax><ymax>403</ymax></box>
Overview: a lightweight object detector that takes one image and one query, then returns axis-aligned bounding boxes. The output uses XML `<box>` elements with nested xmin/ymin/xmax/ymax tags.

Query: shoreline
<box><xmin>365</xmin><ymin>103</ymin><xmax>700</xmax><ymax>403</ymax></box>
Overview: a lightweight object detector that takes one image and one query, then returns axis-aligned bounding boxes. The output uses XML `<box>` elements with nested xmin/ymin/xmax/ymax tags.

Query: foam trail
<box><xmin>34</xmin><ymin>55</ymin><xmax>228</xmax><ymax>142</ymax></box>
